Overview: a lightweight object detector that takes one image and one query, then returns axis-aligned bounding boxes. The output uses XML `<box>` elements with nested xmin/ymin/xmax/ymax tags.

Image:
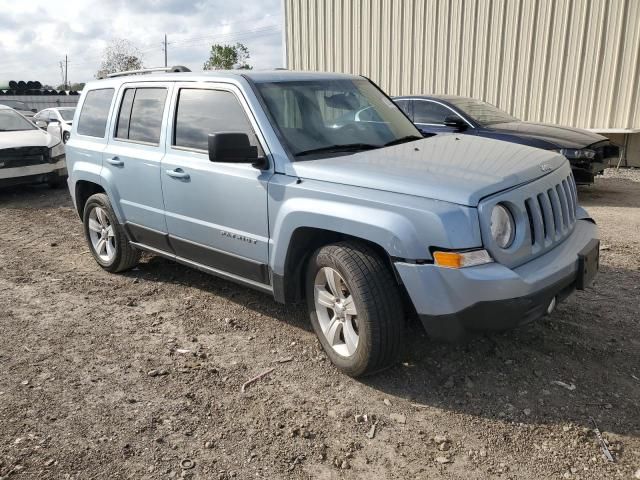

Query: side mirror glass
<box><xmin>444</xmin><ymin>115</ymin><xmax>467</xmax><ymax>131</ymax></box>
<box><xmin>208</xmin><ymin>132</ymin><xmax>266</xmax><ymax>169</ymax></box>
<box><xmin>35</xmin><ymin>120</ymin><xmax>47</xmax><ymax>129</ymax></box>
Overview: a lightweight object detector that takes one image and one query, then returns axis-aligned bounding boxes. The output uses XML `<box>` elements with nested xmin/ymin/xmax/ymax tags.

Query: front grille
<box><xmin>478</xmin><ymin>162</ymin><xmax>578</xmax><ymax>268</ymax></box>
<box><xmin>0</xmin><ymin>146</ymin><xmax>50</xmax><ymax>169</ymax></box>
<box><xmin>524</xmin><ymin>173</ymin><xmax>577</xmax><ymax>246</ymax></box>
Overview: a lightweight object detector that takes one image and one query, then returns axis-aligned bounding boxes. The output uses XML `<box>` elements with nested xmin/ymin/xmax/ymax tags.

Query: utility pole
<box><xmin>164</xmin><ymin>34</ymin><xmax>167</xmax><ymax>67</ymax></box>
<box><xmin>64</xmin><ymin>55</ymin><xmax>68</xmax><ymax>90</ymax></box>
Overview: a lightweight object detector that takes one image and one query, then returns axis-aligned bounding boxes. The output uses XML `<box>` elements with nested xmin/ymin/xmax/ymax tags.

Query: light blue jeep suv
<box><xmin>66</xmin><ymin>68</ymin><xmax>599</xmax><ymax>376</ymax></box>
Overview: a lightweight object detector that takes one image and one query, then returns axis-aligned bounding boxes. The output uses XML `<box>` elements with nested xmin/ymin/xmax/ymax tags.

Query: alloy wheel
<box><xmin>313</xmin><ymin>267</ymin><xmax>360</xmax><ymax>357</ymax></box>
<box><xmin>87</xmin><ymin>206</ymin><xmax>116</xmax><ymax>263</ymax></box>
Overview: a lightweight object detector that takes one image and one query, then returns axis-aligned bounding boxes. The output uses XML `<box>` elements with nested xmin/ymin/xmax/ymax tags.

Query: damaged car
<box><xmin>0</xmin><ymin>105</ymin><xmax>66</xmax><ymax>188</ymax></box>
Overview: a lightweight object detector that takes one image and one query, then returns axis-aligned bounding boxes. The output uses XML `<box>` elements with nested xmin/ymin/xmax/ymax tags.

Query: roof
<box><xmin>85</xmin><ymin>69</ymin><xmax>361</xmax><ymax>90</ymax></box>
<box><xmin>0</xmin><ymin>104</ymin><xmax>10</xmax><ymax>110</ymax></box>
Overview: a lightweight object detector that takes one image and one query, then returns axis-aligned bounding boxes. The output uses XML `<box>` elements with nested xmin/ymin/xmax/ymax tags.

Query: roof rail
<box><xmin>104</xmin><ymin>65</ymin><xmax>191</xmax><ymax>79</ymax></box>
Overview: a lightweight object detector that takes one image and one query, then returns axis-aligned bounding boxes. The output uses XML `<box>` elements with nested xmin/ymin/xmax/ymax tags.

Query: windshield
<box><xmin>445</xmin><ymin>97</ymin><xmax>519</xmax><ymax>126</ymax></box>
<box><xmin>59</xmin><ymin>109</ymin><xmax>75</xmax><ymax>121</ymax></box>
<box><xmin>0</xmin><ymin>100</ymin><xmax>28</xmax><ymax>111</ymax></box>
<box><xmin>255</xmin><ymin>78</ymin><xmax>421</xmax><ymax>158</ymax></box>
<box><xmin>0</xmin><ymin>109</ymin><xmax>37</xmax><ymax>131</ymax></box>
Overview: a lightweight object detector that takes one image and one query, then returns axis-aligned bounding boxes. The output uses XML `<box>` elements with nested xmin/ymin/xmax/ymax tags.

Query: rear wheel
<box><xmin>306</xmin><ymin>241</ymin><xmax>404</xmax><ymax>377</ymax></box>
<box><xmin>83</xmin><ymin>193</ymin><xmax>140</xmax><ymax>273</ymax></box>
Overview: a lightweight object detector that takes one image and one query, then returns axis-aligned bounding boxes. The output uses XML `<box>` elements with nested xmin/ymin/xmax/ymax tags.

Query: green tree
<box><xmin>96</xmin><ymin>39</ymin><xmax>144</xmax><ymax>78</ymax></box>
<box><xmin>203</xmin><ymin>42</ymin><xmax>252</xmax><ymax>70</ymax></box>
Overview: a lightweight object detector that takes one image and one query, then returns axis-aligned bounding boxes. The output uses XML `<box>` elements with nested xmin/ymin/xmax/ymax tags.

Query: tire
<box><xmin>62</xmin><ymin>131</ymin><xmax>70</xmax><ymax>143</ymax></box>
<box><xmin>306</xmin><ymin>241</ymin><xmax>404</xmax><ymax>377</ymax></box>
<box><xmin>83</xmin><ymin>193</ymin><xmax>140</xmax><ymax>273</ymax></box>
<box><xmin>47</xmin><ymin>173</ymin><xmax>67</xmax><ymax>189</ymax></box>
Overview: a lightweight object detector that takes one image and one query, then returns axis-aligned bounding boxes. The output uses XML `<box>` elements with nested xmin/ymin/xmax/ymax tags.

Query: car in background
<box><xmin>0</xmin><ymin>105</ymin><xmax>66</xmax><ymax>188</ymax></box>
<box><xmin>0</xmin><ymin>99</ymin><xmax>37</xmax><ymax>118</ymax></box>
<box><xmin>393</xmin><ymin>95</ymin><xmax>619</xmax><ymax>184</ymax></box>
<box><xmin>34</xmin><ymin>107</ymin><xmax>76</xmax><ymax>143</ymax></box>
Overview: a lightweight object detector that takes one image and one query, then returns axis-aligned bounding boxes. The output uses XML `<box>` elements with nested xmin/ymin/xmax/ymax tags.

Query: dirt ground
<box><xmin>0</xmin><ymin>168</ymin><xmax>638</xmax><ymax>480</ymax></box>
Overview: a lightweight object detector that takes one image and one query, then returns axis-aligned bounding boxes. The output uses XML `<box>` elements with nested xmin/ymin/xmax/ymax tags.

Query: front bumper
<box><xmin>0</xmin><ymin>159</ymin><xmax>67</xmax><ymax>187</ymax></box>
<box><xmin>395</xmin><ymin>219</ymin><xmax>599</xmax><ymax>341</ymax></box>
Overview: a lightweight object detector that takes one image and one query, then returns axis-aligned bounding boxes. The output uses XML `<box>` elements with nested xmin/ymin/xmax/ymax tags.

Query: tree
<box><xmin>96</xmin><ymin>39</ymin><xmax>144</xmax><ymax>78</ymax></box>
<box><xmin>203</xmin><ymin>42</ymin><xmax>252</xmax><ymax>70</ymax></box>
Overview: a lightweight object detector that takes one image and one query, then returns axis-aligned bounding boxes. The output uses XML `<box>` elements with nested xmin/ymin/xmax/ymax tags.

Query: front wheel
<box><xmin>62</xmin><ymin>131</ymin><xmax>70</xmax><ymax>143</ymax></box>
<box><xmin>83</xmin><ymin>193</ymin><xmax>140</xmax><ymax>273</ymax></box>
<box><xmin>306</xmin><ymin>241</ymin><xmax>404</xmax><ymax>377</ymax></box>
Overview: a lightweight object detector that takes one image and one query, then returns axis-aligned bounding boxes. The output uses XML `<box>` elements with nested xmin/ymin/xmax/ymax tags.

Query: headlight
<box><xmin>490</xmin><ymin>204</ymin><xmax>515</xmax><ymax>249</ymax></box>
<box><xmin>556</xmin><ymin>148</ymin><xmax>596</xmax><ymax>159</ymax></box>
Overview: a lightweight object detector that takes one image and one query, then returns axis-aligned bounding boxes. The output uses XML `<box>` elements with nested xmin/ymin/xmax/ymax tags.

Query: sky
<box><xmin>0</xmin><ymin>0</ymin><xmax>283</xmax><ymax>87</ymax></box>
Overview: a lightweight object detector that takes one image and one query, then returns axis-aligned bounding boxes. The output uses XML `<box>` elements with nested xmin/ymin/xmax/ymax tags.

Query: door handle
<box><xmin>107</xmin><ymin>156</ymin><xmax>124</xmax><ymax>166</ymax></box>
<box><xmin>165</xmin><ymin>168</ymin><xmax>190</xmax><ymax>180</ymax></box>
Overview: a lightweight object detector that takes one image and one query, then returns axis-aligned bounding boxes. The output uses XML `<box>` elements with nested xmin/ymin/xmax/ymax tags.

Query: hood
<box><xmin>0</xmin><ymin>129</ymin><xmax>56</xmax><ymax>150</ymax></box>
<box><xmin>486</xmin><ymin>121</ymin><xmax>607</xmax><ymax>149</ymax></box>
<box><xmin>290</xmin><ymin>134</ymin><xmax>567</xmax><ymax>206</ymax></box>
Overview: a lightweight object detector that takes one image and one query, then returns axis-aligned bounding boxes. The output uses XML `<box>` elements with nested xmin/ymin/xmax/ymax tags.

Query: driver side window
<box><xmin>412</xmin><ymin>100</ymin><xmax>457</xmax><ymax>125</ymax></box>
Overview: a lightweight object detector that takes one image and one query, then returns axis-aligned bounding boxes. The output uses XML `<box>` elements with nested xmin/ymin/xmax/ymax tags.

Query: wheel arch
<box><xmin>272</xmin><ymin>226</ymin><xmax>404</xmax><ymax>304</ymax></box>
<box><xmin>75</xmin><ymin>180</ymin><xmax>105</xmax><ymax>219</ymax></box>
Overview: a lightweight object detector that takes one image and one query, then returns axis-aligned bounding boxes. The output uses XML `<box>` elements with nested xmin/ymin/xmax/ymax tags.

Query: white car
<box><xmin>33</xmin><ymin>107</ymin><xmax>76</xmax><ymax>143</ymax></box>
<box><xmin>0</xmin><ymin>105</ymin><xmax>66</xmax><ymax>188</ymax></box>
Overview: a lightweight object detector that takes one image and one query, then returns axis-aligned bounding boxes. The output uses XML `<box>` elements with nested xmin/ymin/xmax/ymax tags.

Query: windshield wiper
<box><xmin>383</xmin><ymin>135</ymin><xmax>423</xmax><ymax>147</ymax></box>
<box><xmin>295</xmin><ymin>143</ymin><xmax>379</xmax><ymax>157</ymax></box>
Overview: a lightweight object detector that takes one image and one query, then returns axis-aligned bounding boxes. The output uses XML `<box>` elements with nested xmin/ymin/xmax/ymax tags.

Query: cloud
<box><xmin>0</xmin><ymin>0</ymin><xmax>283</xmax><ymax>86</ymax></box>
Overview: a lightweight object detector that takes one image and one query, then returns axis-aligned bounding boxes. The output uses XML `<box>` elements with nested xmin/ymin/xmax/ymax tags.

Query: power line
<box><xmin>66</xmin><ymin>26</ymin><xmax>281</xmax><ymax>68</ymax></box>
<box><xmin>0</xmin><ymin>24</ymin><xmax>282</xmax><ymax>77</ymax></box>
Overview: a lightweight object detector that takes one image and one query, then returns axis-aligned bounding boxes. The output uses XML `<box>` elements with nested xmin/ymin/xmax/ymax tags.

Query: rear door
<box><xmin>160</xmin><ymin>82</ymin><xmax>272</xmax><ymax>285</ymax></box>
<box><xmin>102</xmin><ymin>82</ymin><xmax>173</xmax><ymax>250</ymax></box>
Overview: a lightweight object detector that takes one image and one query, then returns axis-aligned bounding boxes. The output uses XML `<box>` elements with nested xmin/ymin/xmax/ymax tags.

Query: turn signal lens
<box><xmin>433</xmin><ymin>250</ymin><xmax>493</xmax><ymax>269</ymax></box>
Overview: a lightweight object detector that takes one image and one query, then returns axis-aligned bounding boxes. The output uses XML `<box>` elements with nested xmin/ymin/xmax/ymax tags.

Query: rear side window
<box><xmin>173</xmin><ymin>89</ymin><xmax>254</xmax><ymax>151</ymax></box>
<box><xmin>77</xmin><ymin>88</ymin><xmax>114</xmax><ymax>137</ymax></box>
<box><xmin>115</xmin><ymin>87</ymin><xmax>167</xmax><ymax>144</ymax></box>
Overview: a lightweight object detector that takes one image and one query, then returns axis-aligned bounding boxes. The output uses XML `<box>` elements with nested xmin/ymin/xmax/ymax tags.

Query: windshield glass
<box><xmin>445</xmin><ymin>97</ymin><xmax>519</xmax><ymax>126</ymax></box>
<box><xmin>59</xmin><ymin>109</ymin><xmax>75</xmax><ymax>121</ymax></box>
<box><xmin>255</xmin><ymin>78</ymin><xmax>420</xmax><ymax>158</ymax></box>
<box><xmin>0</xmin><ymin>100</ymin><xmax>28</xmax><ymax>111</ymax></box>
<box><xmin>0</xmin><ymin>109</ymin><xmax>37</xmax><ymax>131</ymax></box>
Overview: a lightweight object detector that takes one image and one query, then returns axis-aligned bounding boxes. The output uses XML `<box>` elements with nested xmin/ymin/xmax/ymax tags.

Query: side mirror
<box><xmin>444</xmin><ymin>115</ymin><xmax>467</xmax><ymax>131</ymax></box>
<box><xmin>49</xmin><ymin>119</ymin><xmax>60</xmax><ymax>125</ymax></box>
<box><xmin>208</xmin><ymin>132</ymin><xmax>267</xmax><ymax>169</ymax></box>
<box><xmin>35</xmin><ymin>120</ymin><xmax>47</xmax><ymax>129</ymax></box>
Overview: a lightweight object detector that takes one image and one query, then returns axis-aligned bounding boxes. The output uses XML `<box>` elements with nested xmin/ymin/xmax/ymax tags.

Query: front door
<box><xmin>102</xmin><ymin>83</ymin><xmax>173</xmax><ymax>250</ymax></box>
<box><xmin>160</xmin><ymin>83</ymin><xmax>272</xmax><ymax>285</ymax></box>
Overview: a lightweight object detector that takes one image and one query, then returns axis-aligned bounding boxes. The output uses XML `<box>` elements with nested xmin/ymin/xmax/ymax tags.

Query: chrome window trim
<box><xmin>410</xmin><ymin>98</ymin><xmax>475</xmax><ymax>128</ymax></box>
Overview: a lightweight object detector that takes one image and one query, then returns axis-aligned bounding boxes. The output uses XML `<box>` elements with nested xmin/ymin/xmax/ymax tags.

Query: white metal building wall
<box><xmin>284</xmin><ymin>0</ymin><xmax>640</xmax><ymax>132</ymax></box>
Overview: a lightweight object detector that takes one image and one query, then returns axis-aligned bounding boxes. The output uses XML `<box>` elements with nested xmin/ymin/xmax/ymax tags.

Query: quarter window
<box><xmin>77</xmin><ymin>88</ymin><xmax>114</xmax><ymax>137</ymax></box>
<box><xmin>115</xmin><ymin>87</ymin><xmax>167</xmax><ymax>144</ymax></box>
<box><xmin>412</xmin><ymin>100</ymin><xmax>457</xmax><ymax>125</ymax></box>
<box><xmin>174</xmin><ymin>89</ymin><xmax>254</xmax><ymax>151</ymax></box>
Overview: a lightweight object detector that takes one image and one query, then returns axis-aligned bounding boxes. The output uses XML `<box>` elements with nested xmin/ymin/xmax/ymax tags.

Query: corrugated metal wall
<box><xmin>284</xmin><ymin>0</ymin><xmax>640</xmax><ymax>131</ymax></box>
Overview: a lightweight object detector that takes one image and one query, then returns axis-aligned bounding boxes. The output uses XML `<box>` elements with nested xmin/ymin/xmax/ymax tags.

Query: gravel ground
<box><xmin>0</xmin><ymin>168</ymin><xmax>639</xmax><ymax>479</ymax></box>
